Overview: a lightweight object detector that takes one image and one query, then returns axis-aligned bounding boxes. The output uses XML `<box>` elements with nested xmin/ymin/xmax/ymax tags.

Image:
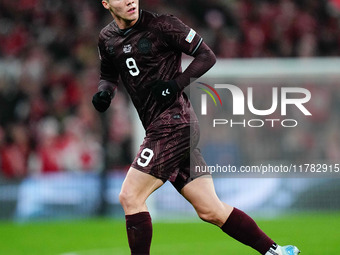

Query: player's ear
<box><xmin>102</xmin><ymin>0</ymin><xmax>110</xmax><ymax>10</ymax></box>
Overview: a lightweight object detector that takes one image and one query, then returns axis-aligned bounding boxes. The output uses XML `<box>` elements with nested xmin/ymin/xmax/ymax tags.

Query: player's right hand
<box><xmin>92</xmin><ymin>91</ymin><xmax>112</xmax><ymax>112</ymax></box>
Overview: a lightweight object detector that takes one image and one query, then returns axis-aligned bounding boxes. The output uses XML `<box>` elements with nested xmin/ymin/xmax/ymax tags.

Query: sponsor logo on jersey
<box><xmin>185</xmin><ymin>29</ymin><xmax>196</xmax><ymax>43</ymax></box>
<box><xmin>123</xmin><ymin>44</ymin><xmax>132</xmax><ymax>53</ymax></box>
<box><xmin>107</xmin><ymin>45</ymin><xmax>115</xmax><ymax>56</ymax></box>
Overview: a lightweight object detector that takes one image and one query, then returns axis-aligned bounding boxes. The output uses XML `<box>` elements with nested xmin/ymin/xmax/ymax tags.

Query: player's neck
<box><xmin>113</xmin><ymin>14</ymin><xmax>139</xmax><ymax>30</ymax></box>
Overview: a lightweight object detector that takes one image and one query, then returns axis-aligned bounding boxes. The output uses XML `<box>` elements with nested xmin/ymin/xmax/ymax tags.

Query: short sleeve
<box><xmin>158</xmin><ymin>15</ymin><xmax>203</xmax><ymax>56</ymax></box>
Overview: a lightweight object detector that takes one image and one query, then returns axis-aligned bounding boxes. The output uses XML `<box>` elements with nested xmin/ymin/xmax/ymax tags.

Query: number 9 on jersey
<box><xmin>137</xmin><ymin>148</ymin><xmax>154</xmax><ymax>167</ymax></box>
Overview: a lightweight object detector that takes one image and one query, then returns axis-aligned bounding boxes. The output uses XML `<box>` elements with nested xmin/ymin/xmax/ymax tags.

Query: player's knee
<box><xmin>119</xmin><ymin>190</ymin><xmax>137</xmax><ymax>209</ymax></box>
<box><xmin>119</xmin><ymin>189</ymin><xmax>147</xmax><ymax>214</ymax></box>
<box><xmin>197</xmin><ymin>210</ymin><xmax>225</xmax><ymax>226</ymax></box>
<box><xmin>197</xmin><ymin>210</ymin><xmax>218</xmax><ymax>224</ymax></box>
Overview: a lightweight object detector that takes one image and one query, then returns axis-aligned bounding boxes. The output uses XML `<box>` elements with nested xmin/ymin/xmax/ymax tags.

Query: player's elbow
<box><xmin>194</xmin><ymin>42</ymin><xmax>217</xmax><ymax>69</ymax></box>
<box><xmin>206</xmin><ymin>48</ymin><xmax>217</xmax><ymax>69</ymax></box>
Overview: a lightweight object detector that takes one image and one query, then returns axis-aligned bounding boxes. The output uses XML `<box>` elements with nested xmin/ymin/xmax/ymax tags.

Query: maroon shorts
<box><xmin>131</xmin><ymin>121</ymin><xmax>210</xmax><ymax>192</ymax></box>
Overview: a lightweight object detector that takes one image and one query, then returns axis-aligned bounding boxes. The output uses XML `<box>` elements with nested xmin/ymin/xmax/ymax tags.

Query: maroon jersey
<box><xmin>98</xmin><ymin>10</ymin><xmax>203</xmax><ymax>130</ymax></box>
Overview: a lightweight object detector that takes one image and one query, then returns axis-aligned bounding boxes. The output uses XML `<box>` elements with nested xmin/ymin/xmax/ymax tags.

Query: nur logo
<box><xmin>196</xmin><ymin>83</ymin><xmax>312</xmax><ymax>128</ymax></box>
<box><xmin>196</xmin><ymin>82</ymin><xmax>223</xmax><ymax>115</ymax></box>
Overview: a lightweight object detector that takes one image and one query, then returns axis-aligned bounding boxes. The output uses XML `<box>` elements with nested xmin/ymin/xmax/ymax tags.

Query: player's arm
<box><xmin>161</xmin><ymin>15</ymin><xmax>216</xmax><ymax>89</ymax></box>
<box><xmin>174</xmin><ymin>41</ymin><xmax>216</xmax><ymax>90</ymax></box>
<box><xmin>92</xmin><ymin>39</ymin><xmax>119</xmax><ymax>113</ymax></box>
<box><xmin>149</xmin><ymin>15</ymin><xmax>216</xmax><ymax>101</ymax></box>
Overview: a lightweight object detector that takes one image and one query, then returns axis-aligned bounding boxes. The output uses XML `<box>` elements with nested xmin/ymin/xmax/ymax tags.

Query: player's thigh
<box><xmin>180</xmin><ymin>176</ymin><xmax>233</xmax><ymax>226</ymax></box>
<box><xmin>120</xmin><ymin>167</ymin><xmax>164</xmax><ymax>205</ymax></box>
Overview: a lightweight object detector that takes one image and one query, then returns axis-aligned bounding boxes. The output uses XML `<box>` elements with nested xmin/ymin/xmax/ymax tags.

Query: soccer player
<box><xmin>92</xmin><ymin>0</ymin><xmax>301</xmax><ymax>254</ymax></box>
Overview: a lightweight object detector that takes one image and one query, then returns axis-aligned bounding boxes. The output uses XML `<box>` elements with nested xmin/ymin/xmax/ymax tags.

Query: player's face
<box><xmin>102</xmin><ymin>0</ymin><xmax>139</xmax><ymax>29</ymax></box>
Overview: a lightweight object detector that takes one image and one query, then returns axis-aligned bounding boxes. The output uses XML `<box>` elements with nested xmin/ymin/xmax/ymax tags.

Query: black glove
<box><xmin>92</xmin><ymin>91</ymin><xmax>112</xmax><ymax>112</ymax></box>
<box><xmin>148</xmin><ymin>80</ymin><xmax>180</xmax><ymax>103</ymax></box>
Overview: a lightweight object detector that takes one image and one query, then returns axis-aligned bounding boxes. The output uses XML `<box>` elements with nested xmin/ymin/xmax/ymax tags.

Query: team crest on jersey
<box><xmin>123</xmin><ymin>44</ymin><xmax>132</xmax><ymax>53</ymax></box>
<box><xmin>137</xmin><ymin>37</ymin><xmax>152</xmax><ymax>54</ymax></box>
<box><xmin>185</xmin><ymin>29</ymin><xmax>196</xmax><ymax>43</ymax></box>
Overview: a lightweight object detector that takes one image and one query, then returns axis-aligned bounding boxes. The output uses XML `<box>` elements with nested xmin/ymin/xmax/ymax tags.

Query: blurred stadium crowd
<box><xmin>1</xmin><ymin>0</ymin><xmax>340</xmax><ymax>179</ymax></box>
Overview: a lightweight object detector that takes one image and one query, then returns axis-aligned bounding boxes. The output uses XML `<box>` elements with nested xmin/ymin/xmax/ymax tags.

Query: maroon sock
<box><xmin>125</xmin><ymin>212</ymin><xmax>152</xmax><ymax>255</ymax></box>
<box><xmin>221</xmin><ymin>208</ymin><xmax>274</xmax><ymax>254</ymax></box>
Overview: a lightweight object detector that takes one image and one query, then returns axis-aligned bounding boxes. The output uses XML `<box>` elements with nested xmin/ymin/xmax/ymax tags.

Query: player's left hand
<box><xmin>148</xmin><ymin>80</ymin><xmax>180</xmax><ymax>103</ymax></box>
